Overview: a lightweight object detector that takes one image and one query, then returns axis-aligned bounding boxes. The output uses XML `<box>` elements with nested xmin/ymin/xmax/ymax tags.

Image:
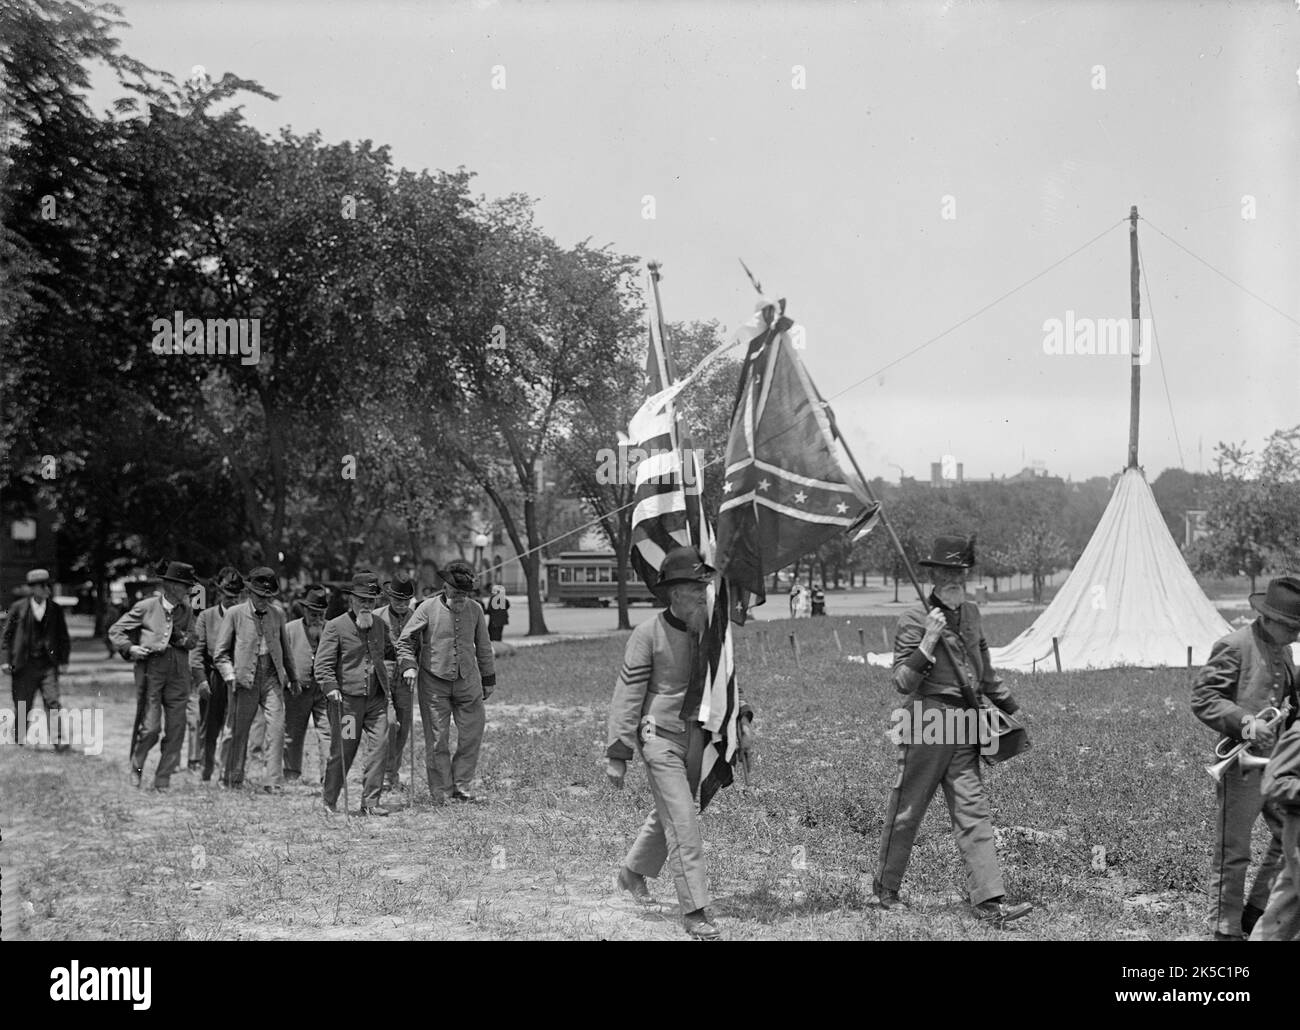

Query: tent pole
<box><xmin>1127</xmin><ymin>205</ymin><xmax>1141</xmax><ymax>470</ymax></box>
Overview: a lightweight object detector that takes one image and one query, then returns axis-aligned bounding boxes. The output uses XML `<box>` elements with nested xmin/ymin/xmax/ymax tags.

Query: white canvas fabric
<box><xmin>986</xmin><ymin>468</ymin><xmax>1230</xmax><ymax>671</ymax></box>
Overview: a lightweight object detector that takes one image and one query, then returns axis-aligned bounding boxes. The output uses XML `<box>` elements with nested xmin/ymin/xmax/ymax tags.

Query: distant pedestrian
<box><xmin>486</xmin><ymin>584</ymin><xmax>510</xmax><ymax>642</ymax></box>
<box><xmin>2</xmin><ymin>569</ymin><xmax>72</xmax><ymax>750</ymax></box>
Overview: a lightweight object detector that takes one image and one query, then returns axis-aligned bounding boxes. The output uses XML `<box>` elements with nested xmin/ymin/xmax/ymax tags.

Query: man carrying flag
<box><xmin>605</xmin><ymin>545</ymin><xmax>753</xmax><ymax>939</ymax></box>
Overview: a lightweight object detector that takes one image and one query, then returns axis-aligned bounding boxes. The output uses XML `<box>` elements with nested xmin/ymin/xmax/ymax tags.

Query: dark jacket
<box><xmin>2</xmin><ymin>597</ymin><xmax>71</xmax><ymax>670</ymax></box>
<box><xmin>1264</xmin><ymin>722</ymin><xmax>1300</xmax><ymax>812</ymax></box>
<box><xmin>1191</xmin><ymin>621</ymin><xmax>1297</xmax><ymax>748</ymax></box>
<box><xmin>314</xmin><ymin>611</ymin><xmax>395</xmax><ymax>697</ymax></box>
<box><xmin>892</xmin><ymin>597</ymin><xmax>1018</xmax><ymax>713</ymax></box>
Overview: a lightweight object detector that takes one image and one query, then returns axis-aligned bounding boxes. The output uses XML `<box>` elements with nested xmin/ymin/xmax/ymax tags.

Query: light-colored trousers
<box><xmin>216</xmin><ymin>656</ymin><xmax>285</xmax><ymax>786</ymax></box>
<box><xmin>415</xmin><ymin>669</ymin><xmax>484</xmax><ymax>798</ymax></box>
<box><xmin>1250</xmin><ymin>813</ymin><xmax>1300</xmax><ymax>941</ymax></box>
<box><xmin>624</xmin><ymin>722</ymin><xmax>710</xmax><ymax>915</ymax></box>
<box><xmin>876</xmin><ymin>698</ymin><xmax>1004</xmax><ymax>905</ymax></box>
<box><xmin>1209</xmin><ymin>764</ymin><xmax>1284</xmax><ymax>937</ymax></box>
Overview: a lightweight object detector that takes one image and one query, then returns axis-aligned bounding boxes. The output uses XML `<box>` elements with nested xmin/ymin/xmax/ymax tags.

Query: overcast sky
<box><xmin>93</xmin><ymin>0</ymin><xmax>1299</xmax><ymax>483</ymax></box>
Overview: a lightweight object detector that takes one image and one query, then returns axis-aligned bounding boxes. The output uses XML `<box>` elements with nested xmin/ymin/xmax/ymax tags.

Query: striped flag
<box><xmin>625</xmin><ymin>274</ymin><xmax>743</xmax><ymax>809</ymax></box>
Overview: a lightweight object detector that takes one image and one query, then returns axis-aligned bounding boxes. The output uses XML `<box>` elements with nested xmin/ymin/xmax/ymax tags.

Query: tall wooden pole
<box><xmin>1127</xmin><ymin>205</ymin><xmax>1141</xmax><ymax>470</ymax></box>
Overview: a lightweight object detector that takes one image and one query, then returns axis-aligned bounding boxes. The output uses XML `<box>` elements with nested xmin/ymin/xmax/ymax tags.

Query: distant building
<box><xmin>1184</xmin><ymin>509</ymin><xmax>1209</xmax><ymax>548</ymax></box>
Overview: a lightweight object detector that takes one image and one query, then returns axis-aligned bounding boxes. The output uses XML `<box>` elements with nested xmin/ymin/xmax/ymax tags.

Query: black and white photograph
<box><xmin>1</xmin><ymin>0</ymin><xmax>1298</xmax><ymax>984</ymax></box>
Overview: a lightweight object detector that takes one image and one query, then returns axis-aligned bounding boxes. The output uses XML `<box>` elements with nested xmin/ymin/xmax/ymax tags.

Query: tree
<box><xmin>1190</xmin><ymin>429</ymin><xmax>1300</xmax><ymax>592</ymax></box>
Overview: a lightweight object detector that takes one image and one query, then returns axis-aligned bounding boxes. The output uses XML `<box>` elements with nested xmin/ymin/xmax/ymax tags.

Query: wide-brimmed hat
<box><xmin>1249</xmin><ymin>576</ymin><xmax>1300</xmax><ymax>629</ymax></box>
<box><xmin>300</xmin><ymin>584</ymin><xmax>329</xmax><ymax>612</ymax></box>
<box><xmin>214</xmin><ymin>566</ymin><xmax>244</xmax><ymax>596</ymax></box>
<box><xmin>655</xmin><ymin>546</ymin><xmax>715</xmax><ymax>591</ymax></box>
<box><xmin>917</xmin><ymin>534</ymin><xmax>976</xmax><ymax>569</ymax></box>
<box><xmin>345</xmin><ymin>571</ymin><xmax>383</xmax><ymax>599</ymax></box>
<box><xmin>25</xmin><ymin>569</ymin><xmax>51</xmax><ymax>585</ymax></box>
<box><xmin>384</xmin><ymin>576</ymin><xmax>415</xmax><ymax>599</ymax></box>
<box><xmin>246</xmin><ymin>567</ymin><xmax>280</xmax><ymax>598</ymax></box>
<box><xmin>159</xmin><ymin>561</ymin><xmax>199</xmax><ymax>586</ymax></box>
<box><xmin>438</xmin><ymin>560</ymin><xmax>476</xmax><ymax>593</ymax></box>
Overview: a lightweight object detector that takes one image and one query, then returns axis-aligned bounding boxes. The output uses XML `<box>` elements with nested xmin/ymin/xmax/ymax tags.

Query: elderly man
<box><xmin>376</xmin><ymin>576</ymin><xmax>417</xmax><ymax>793</ymax></box>
<box><xmin>315</xmin><ymin>571</ymin><xmax>394</xmax><ymax>816</ymax></box>
<box><xmin>874</xmin><ymin>535</ymin><xmax>1033</xmax><ymax>928</ymax></box>
<box><xmin>1192</xmin><ymin>575</ymin><xmax>1299</xmax><ymax>940</ymax></box>
<box><xmin>605</xmin><ymin>545</ymin><xmax>754</xmax><ymax>940</ymax></box>
<box><xmin>189</xmin><ymin>567</ymin><xmax>244</xmax><ymax>781</ymax></box>
<box><xmin>110</xmin><ymin>562</ymin><xmax>200</xmax><ymax>789</ymax></box>
<box><xmin>397</xmin><ymin>560</ymin><xmax>495</xmax><ymax>805</ymax></box>
<box><xmin>1250</xmin><ymin>718</ymin><xmax>1300</xmax><ymax>940</ymax></box>
<box><xmin>283</xmin><ymin>584</ymin><xmax>333</xmax><ymax>785</ymax></box>
<box><xmin>213</xmin><ymin>567</ymin><xmax>297</xmax><ymax>793</ymax></box>
<box><xmin>2</xmin><ymin>569</ymin><xmax>72</xmax><ymax>749</ymax></box>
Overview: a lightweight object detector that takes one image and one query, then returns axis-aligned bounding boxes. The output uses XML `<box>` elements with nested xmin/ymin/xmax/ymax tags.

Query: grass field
<box><xmin>0</xmin><ymin>610</ymin><xmax>1268</xmax><ymax>941</ymax></box>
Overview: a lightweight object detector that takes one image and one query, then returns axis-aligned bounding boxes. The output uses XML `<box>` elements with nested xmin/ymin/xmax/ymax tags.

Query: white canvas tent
<box><xmin>986</xmin><ymin>467</ymin><xmax>1230</xmax><ymax>671</ymax></box>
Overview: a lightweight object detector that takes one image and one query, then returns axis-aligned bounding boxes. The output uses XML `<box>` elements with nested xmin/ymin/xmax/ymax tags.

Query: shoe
<box><xmin>451</xmin><ymin>790</ymin><xmax>479</xmax><ymax>804</ymax></box>
<box><xmin>284</xmin><ymin>771</ymin><xmax>301</xmax><ymax>783</ymax></box>
<box><xmin>1213</xmin><ymin>931</ymin><xmax>1244</xmax><ymax>941</ymax></box>
<box><xmin>262</xmin><ymin>784</ymin><xmax>284</xmax><ymax>795</ymax></box>
<box><xmin>200</xmin><ymin>772</ymin><xmax>212</xmax><ymax>783</ymax></box>
<box><xmin>972</xmin><ymin>898</ymin><xmax>1033</xmax><ymax>928</ymax></box>
<box><xmin>874</xmin><ymin>887</ymin><xmax>905</xmax><ymax>910</ymax></box>
<box><xmin>682</xmin><ymin>909</ymin><xmax>721</xmax><ymax>939</ymax></box>
<box><xmin>616</xmin><ymin>867</ymin><xmax>654</xmax><ymax>904</ymax></box>
<box><xmin>152</xmin><ymin>783</ymin><xmax>170</xmax><ymax>793</ymax></box>
<box><xmin>187</xmin><ymin>761</ymin><xmax>201</xmax><ymax>772</ymax></box>
<box><xmin>1241</xmin><ymin>904</ymin><xmax>1265</xmax><ymax>936</ymax></box>
<box><xmin>359</xmin><ymin>805</ymin><xmax>390</xmax><ymax>817</ymax></box>
<box><xmin>220</xmin><ymin>780</ymin><xmax>243</xmax><ymax>791</ymax></box>
<box><xmin>321</xmin><ymin>801</ymin><xmax>339</xmax><ymax>817</ymax></box>
<box><xmin>130</xmin><ymin>767</ymin><xmax>143</xmax><ymax>789</ymax></box>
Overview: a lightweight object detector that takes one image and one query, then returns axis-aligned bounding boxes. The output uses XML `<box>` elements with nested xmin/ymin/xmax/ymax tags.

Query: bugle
<box><xmin>1205</xmin><ymin>700</ymin><xmax>1293</xmax><ymax>782</ymax></box>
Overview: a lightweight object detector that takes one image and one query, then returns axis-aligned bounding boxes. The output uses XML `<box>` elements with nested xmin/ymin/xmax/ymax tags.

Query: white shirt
<box><xmin>30</xmin><ymin>598</ymin><xmax>47</xmax><ymax>621</ymax></box>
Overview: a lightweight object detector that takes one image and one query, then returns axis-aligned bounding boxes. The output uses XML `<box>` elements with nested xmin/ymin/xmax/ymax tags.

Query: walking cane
<box><xmin>329</xmin><ymin>695</ymin><xmax>349</xmax><ymax>817</ymax></box>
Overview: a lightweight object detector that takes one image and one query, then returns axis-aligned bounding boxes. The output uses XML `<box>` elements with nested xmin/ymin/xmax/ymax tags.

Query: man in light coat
<box><xmin>213</xmin><ymin>566</ymin><xmax>297</xmax><ymax>793</ymax></box>
<box><xmin>315</xmin><ymin>571</ymin><xmax>394</xmax><ymax>815</ymax></box>
<box><xmin>109</xmin><ymin>562</ymin><xmax>201</xmax><ymax>789</ymax></box>
<box><xmin>397</xmin><ymin>560</ymin><xmax>495</xmax><ymax>805</ymax></box>
<box><xmin>188</xmin><ymin>566</ymin><xmax>244</xmax><ymax>781</ymax></box>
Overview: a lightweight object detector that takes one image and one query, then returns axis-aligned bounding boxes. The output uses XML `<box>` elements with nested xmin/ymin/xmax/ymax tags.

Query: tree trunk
<box><xmin>521</xmin><ymin>495</ymin><xmax>549</xmax><ymax>635</ymax></box>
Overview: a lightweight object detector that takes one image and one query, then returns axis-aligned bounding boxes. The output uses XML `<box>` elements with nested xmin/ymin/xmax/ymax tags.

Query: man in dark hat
<box><xmin>397</xmin><ymin>559</ymin><xmax>496</xmax><ymax>804</ymax></box>
<box><xmin>2</xmin><ymin>569</ymin><xmax>72</xmax><ymax>749</ymax></box>
<box><xmin>376</xmin><ymin>575</ymin><xmax>417</xmax><ymax>793</ymax></box>
<box><xmin>605</xmin><ymin>545</ymin><xmax>754</xmax><ymax>940</ymax></box>
<box><xmin>109</xmin><ymin>562</ymin><xmax>201</xmax><ymax>789</ymax></box>
<box><xmin>213</xmin><ymin>566</ymin><xmax>297</xmax><ymax>793</ymax></box>
<box><xmin>283</xmin><ymin>584</ymin><xmax>333</xmax><ymax>785</ymax></box>
<box><xmin>874</xmin><ymin>534</ymin><xmax>1034</xmax><ymax>928</ymax></box>
<box><xmin>315</xmin><ymin>571</ymin><xmax>395</xmax><ymax>815</ymax></box>
<box><xmin>188</xmin><ymin>567</ymin><xmax>245</xmax><ymax>781</ymax></box>
<box><xmin>1192</xmin><ymin>574</ymin><xmax>1300</xmax><ymax>939</ymax></box>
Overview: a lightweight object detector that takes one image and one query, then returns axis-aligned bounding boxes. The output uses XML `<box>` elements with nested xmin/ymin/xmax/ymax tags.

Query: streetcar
<box><xmin>545</xmin><ymin>551</ymin><xmax>660</xmax><ymax>607</ymax></box>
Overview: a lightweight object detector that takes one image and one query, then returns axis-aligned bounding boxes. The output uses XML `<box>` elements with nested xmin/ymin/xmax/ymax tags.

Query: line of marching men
<box><xmin>107</xmin><ymin>560</ymin><xmax>496</xmax><ymax>816</ymax></box>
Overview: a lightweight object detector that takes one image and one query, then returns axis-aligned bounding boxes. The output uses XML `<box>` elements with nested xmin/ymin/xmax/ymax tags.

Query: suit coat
<box><xmin>188</xmin><ymin>602</ymin><xmax>236</xmax><ymax>689</ymax></box>
<box><xmin>109</xmin><ymin>595</ymin><xmax>197</xmax><ymax>658</ymax></box>
<box><xmin>1192</xmin><ymin>620</ymin><xmax>1297</xmax><ymax>747</ymax></box>
<box><xmin>212</xmin><ymin>600</ymin><xmax>295</xmax><ymax>690</ymax></box>
<box><xmin>314</xmin><ymin>612</ymin><xmax>395</xmax><ymax>697</ymax></box>
<box><xmin>2</xmin><ymin>597</ymin><xmax>71</xmax><ymax>670</ymax></box>
<box><xmin>285</xmin><ymin>617</ymin><xmax>325</xmax><ymax>690</ymax></box>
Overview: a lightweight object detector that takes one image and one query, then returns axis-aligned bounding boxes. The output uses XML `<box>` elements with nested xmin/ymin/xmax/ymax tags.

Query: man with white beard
<box><xmin>605</xmin><ymin>545</ymin><xmax>754</xmax><ymax>940</ymax></box>
<box><xmin>314</xmin><ymin>571</ymin><xmax>394</xmax><ymax>816</ymax></box>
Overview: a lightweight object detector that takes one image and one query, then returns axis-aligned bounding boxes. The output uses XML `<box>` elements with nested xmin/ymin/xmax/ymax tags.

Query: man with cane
<box><xmin>315</xmin><ymin>571</ymin><xmax>394</xmax><ymax>816</ymax></box>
